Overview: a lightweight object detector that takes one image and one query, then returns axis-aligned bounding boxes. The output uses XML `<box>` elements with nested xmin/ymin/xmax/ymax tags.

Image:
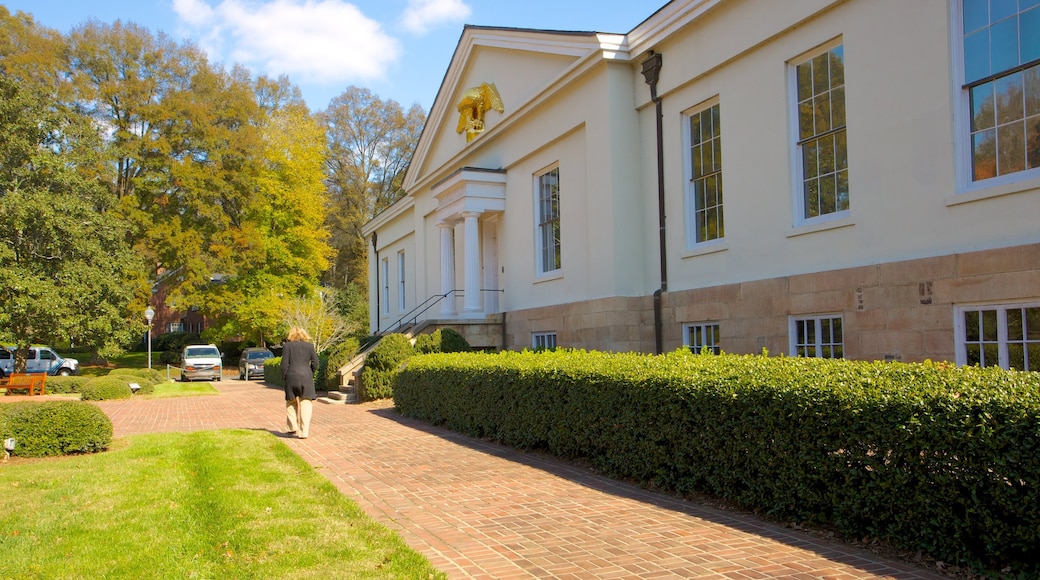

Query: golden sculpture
<box><xmin>456</xmin><ymin>82</ymin><xmax>504</xmax><ymax>142</ymax></box>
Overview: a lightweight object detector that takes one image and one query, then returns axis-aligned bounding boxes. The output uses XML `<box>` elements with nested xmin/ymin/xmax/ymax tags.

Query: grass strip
<box><xmin>0</xmin><ymin>429</ymin><xmax>444</xmax><ymax>579</ymax></box>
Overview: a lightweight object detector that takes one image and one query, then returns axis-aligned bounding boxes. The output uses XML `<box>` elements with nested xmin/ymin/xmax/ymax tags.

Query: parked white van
<box><xmin>0</xmin><ymin>346</ymin><xmax>80</xmax><ymax>379</ymax></box>
<box><xmin>180</xmin><ymin>344</ymin><xmax>223</xmax><ymax>382</ymax></box>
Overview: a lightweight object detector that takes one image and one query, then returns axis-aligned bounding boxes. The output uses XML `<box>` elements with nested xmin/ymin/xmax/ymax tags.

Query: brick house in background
<box><xmin>362</xmin><ymin>0</ymin><xmax>1040</xmax><ymax>371</ymax></box>
<box><xmin>147</xmin><ymin>268</ymin><xmax>213</xmax><ymax>340</ymax></box>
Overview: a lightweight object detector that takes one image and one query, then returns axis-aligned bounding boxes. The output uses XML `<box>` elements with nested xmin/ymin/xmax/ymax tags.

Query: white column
<box><xmin>462</xmin><ymin>212</ymin><xmax>482</xmax><ymax>313</ymax></box>
<box><xmin>439</xmin><ymin>222</ymin><xmax>457</xmax><ymax>316</ymax></box>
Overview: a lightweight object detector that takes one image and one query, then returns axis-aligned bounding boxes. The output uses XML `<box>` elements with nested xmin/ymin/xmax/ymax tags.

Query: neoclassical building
<box><xmin>363</xmin><ymin>0</ymin><xmax>1040</xmax><ymax>371</ymax></box>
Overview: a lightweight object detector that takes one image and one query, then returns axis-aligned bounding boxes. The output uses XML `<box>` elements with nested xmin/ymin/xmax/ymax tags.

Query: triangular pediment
<box><xmin>405</xmin><ymin>26</ymin><xmax>628</xmax><ymax>192</ymax></box>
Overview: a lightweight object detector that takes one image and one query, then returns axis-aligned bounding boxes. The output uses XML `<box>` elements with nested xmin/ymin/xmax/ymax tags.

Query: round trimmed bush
<box><xmin>360</xmin><ymin>334</ymin><xmax>413</xmax><ymax>401</ymax></box>
<box><xmin>79</xmin><ymin>377</ymin><xmax>133</xmax><ymax>401</ymax></box>
<box><xmin>325</xmin><ymin>338</ymin><xmax>360</xmax><ymax>390</ymax></box>
<box><xmin>107</xmin><ymin>368</ymin><xmax>165</xmax><ymax>383</ymax></box>
<box><xmin>0</xmin><ymin>400</ymin><xmax>113</xmax><ymax>457</ymax></box>
<box><xmin>415</xmin><ymin>328</ymin><xmax>471</xmax><ymax>354</ymax></box>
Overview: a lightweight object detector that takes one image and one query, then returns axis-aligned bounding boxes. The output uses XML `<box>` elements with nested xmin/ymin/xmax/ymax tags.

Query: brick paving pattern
<box><xmin>83</xmin><ymin>380</ymin><xmax>944</xmax><ymax>579</ymax></box>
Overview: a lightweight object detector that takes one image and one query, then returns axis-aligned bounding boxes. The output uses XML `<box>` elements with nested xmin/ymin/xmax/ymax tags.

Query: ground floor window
<box><xmin>957</xmin><ymin>303</ymin><xmax>1040</xmax><ymax>371</ymax></box>
<box><xmin>165</xmin><ymin>322</ymin><xmax>184</xmax><ymax>333</ymax></box>
<box><xmin>683</xmin><ymin>322</ymin><xmax>720</xmax><ymax>354</ymax></box>
<box><xmin>532</xmin><ymin>332</ymin><xmax>557</xmax><ymax>350</ymax></box>
<box><xmin>790</xmin><ymin>315</ymin><xmax>843</xmax><ymax>358</ymax></box>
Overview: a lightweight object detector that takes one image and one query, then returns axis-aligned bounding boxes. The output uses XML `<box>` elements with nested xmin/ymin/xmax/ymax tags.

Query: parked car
<box><xmin>238</xmin><ymin>347</ymin><xmax>274</xmax><ymax>380</ymax></box>
<box><xmin>0</xmin><ymin>345</ymin><xmax>79</xmax><ymax>379</ymax></box>
<box><xmin>180</xmin><ymin>344</ymin><xmax>223</xmax><ymax>382</ymax></box>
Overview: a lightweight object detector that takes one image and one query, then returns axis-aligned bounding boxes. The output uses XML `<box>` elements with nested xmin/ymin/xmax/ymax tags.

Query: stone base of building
<box><xmin>498</xmin><ymin>243</ymin><xmax>1040</xmax><ymax>363</ymax></box>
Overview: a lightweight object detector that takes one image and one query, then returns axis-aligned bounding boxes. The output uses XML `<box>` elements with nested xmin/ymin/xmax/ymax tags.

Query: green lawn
<box><xmin>148</xmin><ymin>382</ymin><xmax>220</xmax><ymax>398</ymax></box>
<box><xmin>0</xmin><ymin>430</ymin><xmax>445</xmax><ymax>579</ymax></box>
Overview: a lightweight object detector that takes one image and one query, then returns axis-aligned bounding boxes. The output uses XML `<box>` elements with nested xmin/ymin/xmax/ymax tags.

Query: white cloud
<box><xmin>173</xmin><ymin>0</ymin><xmax>401</xmax><ymax>85</ymax></box>
<box><xmin>400</xmin><ymin>0</ymin><xmax>471</xmax><ymax>35</ymax></box>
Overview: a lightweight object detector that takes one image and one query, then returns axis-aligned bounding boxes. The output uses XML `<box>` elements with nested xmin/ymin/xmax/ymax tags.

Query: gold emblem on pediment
<box><xmin>456</xmin><ymin>82</ymin><xmax>504</xmax><ymax>142</ymax></box>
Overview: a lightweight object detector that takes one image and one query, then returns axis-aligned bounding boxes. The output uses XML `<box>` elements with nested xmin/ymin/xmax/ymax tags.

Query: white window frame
<box><xmin>534</xmin><ymin>164</ymin><xmax>562</xmax><ymax>276</ymax></box>
<box><xmin>789</xmin><ymin>38</ymin><xmax>850</xmax><ymax>227</ymax></box>
<box><xmin>682</xmin><ymin>98</ymin><xmax>725</xmax><ymax>249</ymax></box>
<box><xmin>380</xmin><ymin>257</ymin><xmax>390</xmax><ymax>315</ymax></box>
<box><xmin>166</xmin><ymin>322</ymin><xmax>184</xmax><ymax>333</ymax></box>
<box><xmin>789</xmin><ymin>314</ymin><xmax>844</xmax><ymax>359</ymax></box>
<box><xmin>397</xmin><ymin>250</ymin><xmax>406</xmax><ymax>312</ymax></box>
<box><xmin>951</xmin><ymin>0</ymin><xmax>1040</xmax><ymax>195</ymax></box>
<box><xmin>683</xmin><ymin>322</ymin><xmax>721</xmax><ymax>354</ymax></box>
<box><xmin>532</xmin><ymin>332</ymin><xmax>557</xmax><ymax>350</ymax></box>
<box><xmin>955</xmin><ymin>301</ymin><xmax>1040</xmax><ymax>371</ymax></box>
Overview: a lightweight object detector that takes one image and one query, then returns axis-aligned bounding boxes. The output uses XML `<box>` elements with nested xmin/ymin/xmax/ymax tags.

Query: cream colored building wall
<box><xmin>367</xmin><ymin>204</ymin><xmax>417</xmax><ymax>332</ymax></box>
<box><xmin>647</xmin><ymin>0</ymin><xmax>1038</xmax><ymax>294</ymax></box>
<box><xmin>406</xmin><ymin>57</ymin><xmax>650</xmax><ymax>316</ymax></box>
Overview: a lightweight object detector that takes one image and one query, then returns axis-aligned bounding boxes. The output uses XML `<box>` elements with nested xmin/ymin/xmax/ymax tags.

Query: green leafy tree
<box><xmin>200</xmin><ymin>99</ymin><xmax>334</xmax><ymax>346</ymax></box>
<box><xmin>320</xmin><ymin>86</ymin><xmax>425</xmax><ymax>289</ymax></box>
<box><xmin>0</xmin><ymin>76</ymin><xmax>145</xmax><ymax>369</ymax></box>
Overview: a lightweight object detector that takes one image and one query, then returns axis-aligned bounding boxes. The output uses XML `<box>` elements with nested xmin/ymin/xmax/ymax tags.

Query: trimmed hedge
<box><xmin>46</xmin><ymin>375</ymin><xmax>90</xmax><ymax>394</ymax></box>
<box><xmin>324</xmin><ymin>338</ymin><xmax>360</xmax><ymax>390</ymax></box>
<box><xmin>394</xmin><ymin>349</ymin><xmax>1040</xmax><ymax>575</ymax></box>
<box><xmin>265</xmin><ymin>357</ymin><xmax>283</xmax><ymax>387</ymax></box>
<box><xmin>263</xmin><ymin>355</ymin><xmax>329</xmax><ymax>391</ymax></box>
<box><xmin>106</xmin><ymin>368</ymin><xmax>165</xmax><ymax>384</ymax></box>
<box><xmin>79</xmin><ymin>377</ymin><xmax>133</xmax><ymax>400</ymax></box>
<box><xmin>360</xmin><ymin>334</ymin><xmax>413</xmax><ymax>401</ymax></box>
<box><xmin>414</xmin><ymin>328</ymin><xmax>470</xmax><ymax>354</ymax></box>
<box><xmin>0</xmin><ymin>400</ymin><xmax>112</xmax><ymax>457</ymax></box>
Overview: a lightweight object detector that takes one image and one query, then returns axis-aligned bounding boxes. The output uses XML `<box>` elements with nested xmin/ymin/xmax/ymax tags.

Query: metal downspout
<box><xmin>372</xmin><ymin>232</ymin><xmax>380</xmax><ymax>333</ymax></box>
<box><xmin>642</xmin><ymin>51</ymin><xmax>666</xmax><ymax>355</ymax></box>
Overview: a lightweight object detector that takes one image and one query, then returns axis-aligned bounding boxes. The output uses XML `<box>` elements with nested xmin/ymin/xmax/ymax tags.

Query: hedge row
<box><xmin>47</xmin><ymin>369</ymin><xmax>164</xmax><ymax>400</ymax></box>
<box><xmin>262</xmin><ymin>355</ymin><xmax>330</xmax><ymax>390</ymax></box>
<box><xmin>393</xmin><ymin>349</ymin><xmax>1040</xmax><ymax>575</ymax></box>
<box><xmin>358</xmin><ymin>330</ymin><xmax>470</xmax><ymax>401</ymax></box>
<box><xmin>0</xmin><ymin>401</ymin><xmax>112</xmax><ymax>457</ymax></box>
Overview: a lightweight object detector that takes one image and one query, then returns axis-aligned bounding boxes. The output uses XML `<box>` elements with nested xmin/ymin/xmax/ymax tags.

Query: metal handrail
<box><xmin>377</xmin><ymin>290</ymin><xmax>455</xmax><ymax>337</ymax></box>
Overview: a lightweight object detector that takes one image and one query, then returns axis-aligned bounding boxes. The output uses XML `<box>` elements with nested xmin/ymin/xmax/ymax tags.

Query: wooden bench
<box><xmin>0</xmin><ymin>373</ymin><xmax>46</xmax><ymax>396</ymax></box>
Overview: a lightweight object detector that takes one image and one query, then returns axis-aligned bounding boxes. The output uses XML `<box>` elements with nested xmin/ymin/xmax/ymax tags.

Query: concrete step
<box><xmin>319</xmin><ymin>390</ymin><xmax>358</xmax><ymax>405</ymax></box>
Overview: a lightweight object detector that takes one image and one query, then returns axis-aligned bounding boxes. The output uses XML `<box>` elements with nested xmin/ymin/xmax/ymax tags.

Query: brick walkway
<box><xmin>87</xmin><ymin>380</ymin><xmax>944</xmax><ymax>579</ymax></box>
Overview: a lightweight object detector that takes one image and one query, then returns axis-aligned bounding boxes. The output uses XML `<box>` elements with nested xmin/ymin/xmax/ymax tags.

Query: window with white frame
<box><xmin>380</xmin><ymin>257</ymin><xmax>389</xmax><ymax>315</ymax></box>
<box><xmin>685</xmin><ymin>101</ymin><xmax>724</xmax><ymax>245</ymax></box>
<box><xmin>397</xmin><ymin>251</ymin><xmax>406</xmax><ymax>312</ymax></box>
<box><xmin>536</xmin><ymin>166</ymin><xmax>561</xmax><ymax>274</ymax></box>
<box><xmin>957</xmin><ymin>303</ymin><xmax>1040</xmax><ymax>371</ymax></box>
<box><xmin>793</xmin><ymin>42</ymin><xmax>848</xmax><ymax>221</ymax></box>
<box><xmin>166</xmin><ymin>322</ymin><xmax>184</xmax><ymax>333</ymax></box>
<box><xmin>683</xmin><ymin>322</ymin><xmax>721</xmax><ymax>354</ymax></box>
<box><xmin>790</xmin><ymin>315</ymin><xmax>844</xmax><ymax>358</ymax></box>
<box><xmin>961</xmin><ymin>0</ymin><xmax>1040</xmax><ymax>182</ymax></box>
<box><xmin>532</xmin><ymin>332</ymin><xmax>557</xmax><ymax>350</ymax></box>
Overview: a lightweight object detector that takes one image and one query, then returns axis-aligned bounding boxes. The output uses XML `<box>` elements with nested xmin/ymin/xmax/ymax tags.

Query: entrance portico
<box><xmin>433</xmin><ymin>168</ymin><xmax>506</xmax><ymax>318</ymax></box>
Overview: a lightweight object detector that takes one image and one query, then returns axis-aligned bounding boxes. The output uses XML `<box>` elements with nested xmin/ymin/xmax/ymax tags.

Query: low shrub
<box><xmin>103</xmin><ymin>370</ymin><xmax>159</xmax><ymax>395</ymax></box>
<box><xmin>106</xmin><ymin>368</ymin><xmax>165</xmax><ymax>384</ymax></box>
<box><xmin>414</xmin><ymin>328</ymin><xmax>470</xmax><ymax>354</ymax></box>
<box><xmin>153</xmin><ymin>332</ymin><xmax>201</xmax><ymax>352</ymax></box>
<box><xmin>159</xmin><ymin>350</ymin><xmax>180</xmax><ymax>365</ymax></box>
<box><xmin>45</xmin><ymin>375</ymin><xmax>90</xmax><ymax>395</ymax></box>
<box><xmin>360</xmin><ymin>334</ymin><xmax>413</xmax><ymax>401</ymax></box>
<box><xmin>264</xmin><ymin>354</ymin><xmax>330</xmax><ymax>391</ymax></box>
<box><xmin>394</xmin><ymin>349</ymin><xmax>1040</xmax><ymax>576</ymax></box>
<box><xmin>324</xmin><ymin>338</ymin><xmax>360</xmax><ymax>390</ymax></box>
<box><xmin>79</xmin><ymin>377</ymin><xmax>133</xmax><ymax>401</ymax></box>
<box><xmin>0</xmin><ymin>400</ymin><xmax>112</xmax><ymax>457</ymax></box>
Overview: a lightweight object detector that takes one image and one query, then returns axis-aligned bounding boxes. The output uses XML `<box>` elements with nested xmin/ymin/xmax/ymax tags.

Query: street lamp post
<box><xmin>144</xmin><ymin>306</ymin><xmax>155</xmax><ymax>370</ymax></box>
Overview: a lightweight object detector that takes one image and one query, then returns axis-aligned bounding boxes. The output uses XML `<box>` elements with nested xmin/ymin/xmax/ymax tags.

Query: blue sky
<box><xmin>2</xmin><ymin>0</ymin><xmax>662</xmax><ymax>112</ymax></box>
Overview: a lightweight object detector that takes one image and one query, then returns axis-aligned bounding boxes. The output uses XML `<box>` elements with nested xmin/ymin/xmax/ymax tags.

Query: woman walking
<box><xmin>281</xmin><ymin>326</ymin><xmax>320</xmax><ymax>439</ymax></box>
